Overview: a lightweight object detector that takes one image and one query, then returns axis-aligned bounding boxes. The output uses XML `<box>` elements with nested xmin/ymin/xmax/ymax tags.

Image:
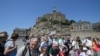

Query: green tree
<box><xmin>51</xmin><ymin>20</ymin><xmax>60</xmax><ymax>24</ymax></box>
<box><xmin>69</xmin><ymin>20</ymin><xmax>76</xmax><ymax>24</ymax></box>
<box><xmin>41</xmin><ymin>18</ymin><xmax>48</xmax><ymax>22</ymax></box>
<box><xmin>61</xmin><ymin>19</ymin><xmax>70</xmax><ymax>25</ymax></box>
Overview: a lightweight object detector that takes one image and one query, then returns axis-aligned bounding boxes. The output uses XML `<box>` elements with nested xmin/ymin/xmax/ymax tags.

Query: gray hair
<box><xmin>30</xmin><ymin>38</ymin><xmax>38</xmax><ymax>42</ymax></box>
<box><xmin>0</xmin><ymin>31</ymin><xmax>8</xmax><ymax>38</ymax></box>
<box><xmin>0</xmin><ymin>33</ymin><xmax>5</xmax><ymax>37</ymax></box>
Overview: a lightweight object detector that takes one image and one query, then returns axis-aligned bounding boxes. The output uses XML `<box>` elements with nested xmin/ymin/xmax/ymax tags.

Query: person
<box><xmin>40</xmin><ymin>34</ymin><xmax>45</xmax><ymax>42</ymax></box>
<box><xmin>0</xmin><ymin>32</ymin><xmax>8</xmax><ymax>56</ymax></box>
<box><xmin>64</xmin><ymin>37</ymin><xmax>71</xmax><ymax>55</ymax></box>
<box><xmin>59</xmin><ymin>47</ymin><xmax>67</xmax><ymax>56</ymax></box>
<box><xmin>92</xmin><ymin>38</ymin><xmax>100</xmax><ymax>56</ymax></box>
<box><xmin>58</xmin><ymin>36</ymin><xmax>65</xmax><ymax>51</ymax></box>
<box><xmin>23</xmin><ymin>35</ymin><xmax>29</xmax><ymax>45</ymax></box>
<box><xmin>16</xmin><ymin>38</ymin><xmax>40</xmax><ymax>56</ymax></box>
<box><xmin>49</xmin><ymin>41</ymin><xmax>59</xmax><ymax>56</ymax></box>
<box><xmin>39</xmin><ymin>37</ymin><xmax>49</xmax><ymax>52</ymax></box>
<box><xmin>86</xmin><ymin>47</ymin><xmax>93</xmax><ymax>56</ymax></box>
<box><xmin>69</xmin><ymin>46</ymin><xmax>76</xmax><ymax>56</ymax></box>
<box><xmin>40</xmin><ymin>45</ymin><xmax>48</xmax><ymax>56</ymax></box>
<box><xmin>72</xmin><ymin>37</ymin><xmax>80</xmax><ymax>50</ymax></box>
<box><xmin>79</xmin><ymin>47</ymin><xmax>88</xmax><ymax>56</ymax></box>
<box><xmin>1</xmin><ymin>31</ymin><xmax>8</xmax><ymax>45</ymax></box>
<box><xmin>76</xmin><ymin>36</ymin><xmax>82</xmax><ymax>48</ymax></box>
<box><xmin>4</xmin><ymin>33</ymin><xmax>19</xmax><ymax>56</ymax></box>
<box><xmin>83</xmin><ymin>37</ymin><xmax>92</xmax><ymax>48</ymax></box>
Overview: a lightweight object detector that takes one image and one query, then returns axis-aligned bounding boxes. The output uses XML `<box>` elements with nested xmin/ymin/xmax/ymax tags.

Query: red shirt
<box><xmin>92</xmin><ymin>42</ymin><xmax>100</xmax><ymax>51</ymax></box>
<box><xmin>59</xmin><ymin>51</ymin><xmax>66</xmax><ymax>56</ymax></box>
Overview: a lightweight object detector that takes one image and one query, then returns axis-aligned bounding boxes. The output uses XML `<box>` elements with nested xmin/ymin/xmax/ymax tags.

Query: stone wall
<box><xmin>71</xmin><ymin>31</ymin><xmax>100</xmax><ymax>38</ymax></box>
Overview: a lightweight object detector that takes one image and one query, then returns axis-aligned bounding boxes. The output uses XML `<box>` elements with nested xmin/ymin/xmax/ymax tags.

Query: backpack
<box><xmin>22</xmin><ymin>43</ymin><xmax>31</xmax><ymax>56</ymax></box>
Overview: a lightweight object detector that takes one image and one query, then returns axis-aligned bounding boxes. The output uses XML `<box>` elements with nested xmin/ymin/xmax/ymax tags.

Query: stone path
<box><xmin>16</xmin><ymin>38</ymin><xmax>24</xmax><ymax>49</ymax></box>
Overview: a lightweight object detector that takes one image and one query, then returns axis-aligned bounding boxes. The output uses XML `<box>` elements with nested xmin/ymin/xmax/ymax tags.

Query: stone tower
<box><xmin>53</xmin><ymin>6</ymin><xmax>57</xmax><ymax>20</ymax></box>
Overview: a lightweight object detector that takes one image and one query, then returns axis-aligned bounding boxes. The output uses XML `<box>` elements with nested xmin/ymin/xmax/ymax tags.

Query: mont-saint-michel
<box><xmin>14</xmin><ymin>8</ymin><xmax>100</xmax><ymax>38</ymax></box>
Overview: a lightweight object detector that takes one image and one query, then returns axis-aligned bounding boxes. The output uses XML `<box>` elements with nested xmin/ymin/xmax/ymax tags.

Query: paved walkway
<box><xmin>16</xmin><ymin>38</ymin><xmax>24</xmax><ymax>49</ymax></box>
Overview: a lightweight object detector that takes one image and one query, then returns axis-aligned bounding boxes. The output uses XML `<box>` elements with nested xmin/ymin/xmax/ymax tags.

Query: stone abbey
<box><xmin>14</xmin><ymin>7</ymin><xmax>100</xmax><ymax>38</ymax></box>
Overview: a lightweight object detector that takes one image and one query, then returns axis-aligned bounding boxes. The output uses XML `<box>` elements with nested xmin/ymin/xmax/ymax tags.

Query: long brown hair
<box><xmin>11</xmin><ymin>33</ymin><xmax>19</xmax><ymax>40</ymax></box>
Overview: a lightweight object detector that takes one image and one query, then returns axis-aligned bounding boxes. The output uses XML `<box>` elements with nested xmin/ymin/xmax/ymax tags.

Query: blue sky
<box><xmin>0</xmin><ymin>0</ymin><xmax>100</xmax><ymax>36</ymax></box>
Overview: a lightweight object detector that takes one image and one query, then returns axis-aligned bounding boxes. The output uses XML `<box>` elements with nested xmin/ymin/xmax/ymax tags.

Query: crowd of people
<box><xmin>0</xmin><ymin>31</ymin><xmax>100</xmax><ymax>56</ymax></box>
<box><xmin>0</xmin><ymin>31</ymin><xmax>19</xmax><ymax>56</ymax></box>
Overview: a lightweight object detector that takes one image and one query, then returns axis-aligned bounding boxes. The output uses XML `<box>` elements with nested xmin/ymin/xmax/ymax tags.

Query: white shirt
<box><xmin>87</xmin><ymin>50</ymin><xmax>93</xmax><ymax>56</ymax></box>
<box><xmin>40</xmin><ymin>54</ymin><xmax>44</xmax><ymax>56</ymax></box>
<box><xmin>69</xmin><ymin>50</ymin><xmax>76</xmax><ymax>56</ymax></box>
<box><xmin>16</xmin><ymin>46</ymin><xmax>25</xmax><ymax>56</ymax></box>
<box><xmin>72</xmin><ymin>41</ymin><xmax>79</xmax><ymax>49</ymax></box>
<box><xmin>85</xmin><ymin>39</ymin><xmax>92</xmax><ymax>48</ymax></box>
<box><xmin>5</xmin><ymin>40</ymin><xmax>17</xmax><ymax>56</ymax></box>
<box><xmin>48</xmin><ymin>37</ymin><xmax>53</xmax><ymax>45</ymax></box>
<box><xmin>83</xmin><ymin>39</ymin><xmax>92</xmax><ymax>47</ymax></box>
<box><xmin>79</xmin><ymin>52</ymin><xmax>87</xmax><ymax>56</ymax></box>
<box><xmin>58</xmin><ymin>39</ymin><xmax>64</xmax><ymax>46</ymax></box>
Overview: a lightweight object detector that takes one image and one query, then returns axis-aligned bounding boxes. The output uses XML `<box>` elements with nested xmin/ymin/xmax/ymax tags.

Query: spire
<box><xmin>53</xmin><ymin>6</ymin><xmax>56</xmax><ymax>12</ymax></box>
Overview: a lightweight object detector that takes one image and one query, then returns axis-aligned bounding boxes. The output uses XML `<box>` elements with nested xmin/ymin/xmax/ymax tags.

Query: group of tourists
<box><xmin>0</xmin><ymin>31</ymin><xmax>19</xmax><ymax>56</ymax></box>
<box><xmin>0</xmin><ymin>31</ymin><xmax>100</xmax><ymax>56</ymax></box>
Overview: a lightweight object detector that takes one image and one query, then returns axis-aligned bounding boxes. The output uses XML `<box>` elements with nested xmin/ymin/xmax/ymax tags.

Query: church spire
<box><xmin>53</xmin><ymin>6</ymin><xmax>56</xmax><ymax>12</ymax></box>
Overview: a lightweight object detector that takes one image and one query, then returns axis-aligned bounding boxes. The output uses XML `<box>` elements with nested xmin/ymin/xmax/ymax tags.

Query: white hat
<box><xmin>83</xmin><ymin>47</ymin><xmax>87</xmax><ymax>50</ymax></box>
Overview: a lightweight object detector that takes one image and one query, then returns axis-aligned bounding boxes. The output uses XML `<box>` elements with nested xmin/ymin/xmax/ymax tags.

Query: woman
<box><xmin>69</xmin><ymin>46</ymin><xmax>76</xmax><ymax>56</ymax></box>
<box><xmin>4</xmin><ymin>33</ymin><xmax>19</xmax><ymax>56</ymax></box>
<box><xmin>40</xmin><ymin>46</ymin><xmax>48</xmax><ymax>56</ymax></box>
<box><xmin>59</xmin><ymin>47</ymin><xmax>67</xmax><ymax>56</ymax></box>
<box><xmin>92</xmin><ymin>38</ymin><xmax>100</xmax><ymax>56</ymax></box>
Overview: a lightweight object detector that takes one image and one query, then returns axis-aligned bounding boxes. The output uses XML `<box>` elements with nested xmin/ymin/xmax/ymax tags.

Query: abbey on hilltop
<box><xmin>31</xmin><ymin>7</ymin><xmax>75</xmax><ymax>35</ymax></box>
<box><xmin>36</xmin><ymin>7</ymin><xmax>66</xmax><ymax>23</ymax></box>
<box><xmin>13</xmin><ymin>7</ymin><xmax>100</xmax><ymax>38</ymax></box>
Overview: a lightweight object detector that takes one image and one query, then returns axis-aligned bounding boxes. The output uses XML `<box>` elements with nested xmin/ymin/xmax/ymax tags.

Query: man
<box><xmin>85</xmin><ymin>37</ymin><xmax>92</xmax><ymax>48</ymax></box>
<box><xmin>16</xmin><ymin>38</ymin><xmax>40</xmax><ymax>56</ymax></box>
<box><xmin>0</xmin><ymin>31</ymin><xmax>8</xmax><ymax>56</ymax></box>
<box><xmin>49</xmin><ymin>41</ymin><xmax>59</xmax><ymax>56</ymax></box>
